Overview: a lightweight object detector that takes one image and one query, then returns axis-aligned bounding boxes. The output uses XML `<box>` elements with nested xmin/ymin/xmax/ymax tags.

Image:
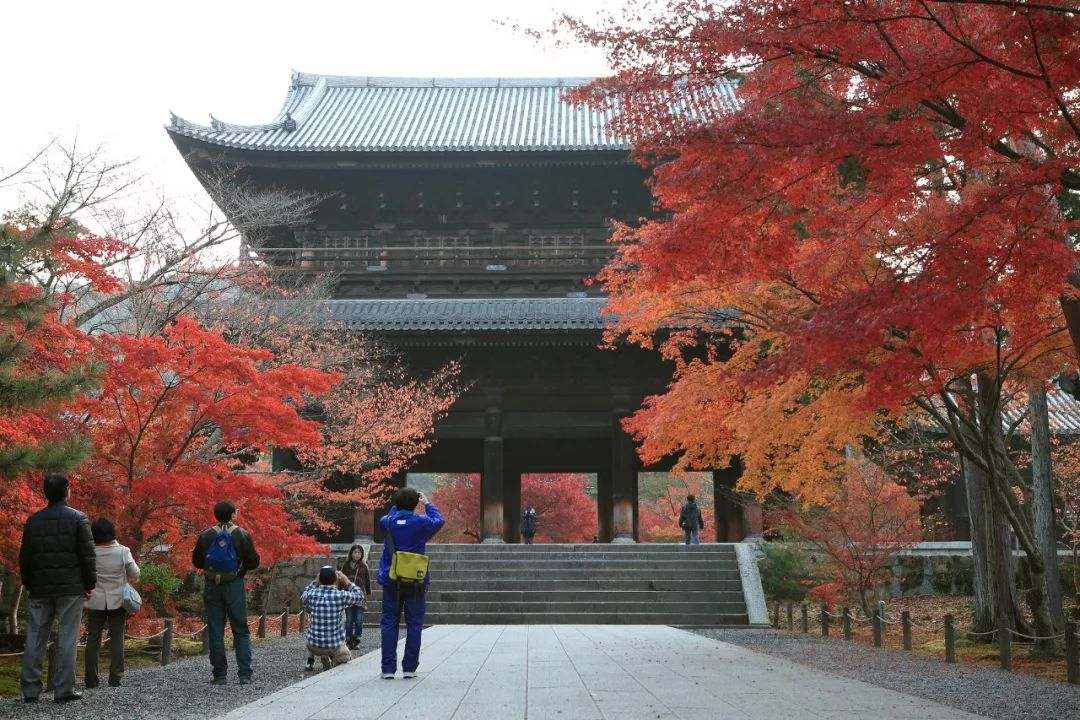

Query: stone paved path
<box><xmin>215</xmin><ymin>625</ymin><xmax>987</xmax><ymax>720</ymax></box>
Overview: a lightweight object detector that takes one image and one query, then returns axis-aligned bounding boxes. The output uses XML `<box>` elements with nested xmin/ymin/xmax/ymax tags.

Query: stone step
<box><xmin>416</xmin><ymin>560</ymin><xmax>740</xmax><ymax>571</ymax></box>
<box><xmin>397</xmin><ymin>544</ymin><xmax>738</xmax><ymax>554</ymax></box>
<box><xmin>415</xmin><ymin>589</ymin><xmax>748</xmax><ymax>603</ymax></box>
<box><xmin>368</xmin><ymin>612</ymin><xmax>749</xmax><ymax>625</ymax></box>
<box><xmin>393</xmin><ymin>569</ymin><xmax>742</xmax><ymax>581</ymax></box>
<box><xmin>366</xmin><ymin>600</ymin><xmax>746</xmax><ymax>614</ymax></box>
<box><xmin>368</xmin><ymin>578</ymin><xmax>744</xmax><ymax>592</ymax></box>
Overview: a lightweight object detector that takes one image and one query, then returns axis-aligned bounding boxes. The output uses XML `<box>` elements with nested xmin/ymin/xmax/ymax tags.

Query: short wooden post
<box><xmin>1065</xmin><ymin>621</ymin><xmax>1078</xmax><ymax>685</ymax></box>
<box><xmin>786</xmin><ymin>602</ymin><xmax>793</xmax><ymax>631</ymax></box>
<box><xmin>299</xmin><ymin>608</ymin><xmax>307</xmax><ymax>632</ymax></box>
<box><xmin>872</xmin><ymin>607</ymin><xmax>882</xmax><ymax>648</ymax></box>
<box><xmin>944</xmin><ymin>614</ymin><xmax>956</xmax><ymax>663</ymax></box>
<box><xmin>800</xmin><ymin>603</ymin><xmax>809</xmax><ymax>634</ymax></box>
<box><xmin>201</xmin><ymin>626</ymin><xmax>209</xmax><ymax>655</ymax></box>
<box><xmin>280</xmin><ymin>605</ymin><xmax>289</xmax><ymax>637</ymax></box>
<box><xmin>257</xmin><ymin>611</ymin><xmax>267</xmax><ymax>639</ymax></box>
<box><xmin>821</xmin><ymin>603</ymin><xmax>830</xmax><ymax>637</ymax></box>
<box><xmin>842</xmin><ymin>607</ymin><xmax>852</xmax><ymax>642</ymax></box>
<box><xmin>160</xmin><ymin>619</ymin><xmax>173</xmax><ymax>666</ymax></box>
<box><xmin>773</xmin><ymin>602</ymin><xmax>780</xmax><ymax>628</ymax></box>
<box><xmin>901</xmin><ymin>611</ymin><xmax>912</xmax><ymax>651</ymax></box>
<box><xmin>998</xmin><ymin>626</ymin><xmax>1011</xmax><ymax>671</ymax></box>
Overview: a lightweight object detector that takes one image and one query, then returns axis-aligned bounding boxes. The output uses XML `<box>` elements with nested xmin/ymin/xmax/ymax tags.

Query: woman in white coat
<box><xmin>84</xmin><ymin>518</ymin><xmax>139</xmax><ymax>688</ymax></box>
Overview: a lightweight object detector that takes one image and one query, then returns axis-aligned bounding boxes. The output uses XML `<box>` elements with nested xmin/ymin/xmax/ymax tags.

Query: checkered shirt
<box><xmin>300</xmin><ymin>581</ymin><xmax>364</xmax><ymax>649</ymax></box>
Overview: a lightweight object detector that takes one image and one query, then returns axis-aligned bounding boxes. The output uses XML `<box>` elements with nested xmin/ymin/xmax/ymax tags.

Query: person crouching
<box><xmin>301</xmin><ymin>566</ymin><xmax>364</xmax><ymax>670</ymax></box>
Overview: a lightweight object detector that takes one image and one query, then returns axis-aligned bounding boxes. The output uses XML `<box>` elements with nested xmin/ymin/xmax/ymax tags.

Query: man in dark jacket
<box><xmin>19</xmin><ymin>473</ymin><xmax>96</xmax><ymax>703</ymax></box>
<box><xmin>192</xmin><ymin>500</ymin><xmax>260</xmax><ymax>685</ymax></box>
<box><xmin>678</xmin><ymin>494</ymin><xmax>705</xmax><ymax>545</ymax></box>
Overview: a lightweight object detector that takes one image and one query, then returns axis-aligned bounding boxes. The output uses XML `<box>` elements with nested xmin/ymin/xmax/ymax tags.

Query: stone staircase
<box><xmin>364</xmin><ymin>543</ymin><xmax>757</xmax><ymax>626</ymax></box>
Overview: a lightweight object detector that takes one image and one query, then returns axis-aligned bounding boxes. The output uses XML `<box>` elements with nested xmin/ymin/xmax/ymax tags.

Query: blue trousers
<box><xmin>203</xmin><ymin>577</ymin><xmax>252</xmax><ymax>679</ymax></box>
<box><xmin>684</xmin><ymin>529</ymin><xmax>700</xmax><ymax>545</ymax></box>
<box><xmin>380</xmin><ymin>583</ymin><xmax>426</xmax><ymax>674</ymax></box>
<box><xmin>21</xmin><ymin>595</ymin><xmax>83</xmax><ymax>699</ymax></box>
<box><xmin>345</xmin><ymin>605</ymin><xmax>365</xmax><ymax>640</ymax></box>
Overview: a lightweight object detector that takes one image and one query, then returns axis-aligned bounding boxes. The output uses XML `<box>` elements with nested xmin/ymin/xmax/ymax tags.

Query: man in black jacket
<box><xmin>192</xmin><ymin>500</ymin><xmax>260</xmax><ymax>685</ymax></box>
<box><xmin>19</xmin><ymin>473</ymin><xmax>96</xmax><ymax>703</ymax></box>
<box><xmin>678</xmin><ymin>494</ymin><xmax>705</xmax><ymax>545</ymax></box>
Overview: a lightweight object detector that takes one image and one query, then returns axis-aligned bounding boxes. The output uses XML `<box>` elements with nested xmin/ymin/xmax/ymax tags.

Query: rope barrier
<box><xmin>1005</xmin><ymin>628</ymin><xmax>1066</xmax><ymax>641</ymax></box>
<box><xmin>124</xmin><ymin>629</ymin><xmax>167</xmax><ymax>641</ymax></box>
<box><xmin>963</xmin><ymin>628</ymin><xmax>998</xmax><ymax>637</ymax></box>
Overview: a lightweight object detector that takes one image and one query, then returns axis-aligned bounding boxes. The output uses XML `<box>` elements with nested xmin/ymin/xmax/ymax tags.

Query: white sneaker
<box><xmin>381</xmin><ymin>673</ymin><xmax>395</xmax><ymax>680</ymax></box>
<box><xmin>402</xmin><ymin>671</ymin><xmax>417</xmax><ymax>679</ymax></box>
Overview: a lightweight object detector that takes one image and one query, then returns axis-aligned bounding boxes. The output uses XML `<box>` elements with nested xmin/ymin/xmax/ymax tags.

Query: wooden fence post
<box><xmin>998</xmin><ymin>626</ymin><xmax>1011</xmax><ymax>671</ymax></box>
<box><xmin>299</xmin><ymin>608</ymin><xmax>307</xmax><ymax>633</ymax></box>
<box><xmin>821</xmin><ymin>603</ymin><xmax>829</xmax><ymax>637</ymax></box>
<box><xmin>786</xmin><ymin>603</ymin><xmax>793</xmax><ymax>631</ymax></box>
<box><xmin>901</xmin><ymin>611</ymin><xmax>912</xmax><ymax>651</ymax></box>
<box><xmin>773</xmin><ymin>602</ymin><xmax>780</xmax><ymax>628</ymax></box>
<box><xmin>257</xmin><ymin>612</ymin><xmax>267</xmax><ymax>639</ymax></box>
<box><xmin>45</xmin><ymin>639</ymin><xmax>57</xmax><ymax>688</ymax></box>
<box><xmin>842</xmin><ymin>607</ymin><xmax>852</xmax><ymax>641</ymax></box>
<box><xmin>944</xmin><ymin>614</ymin><xmax>955</xmax><ymax>663</ymax></box>
<box><xmin>1065</xmin><ymin>621</ymin><xmax>1078</xmax><ymax>685</ymax></box>
<box><xmin>280</xmin><ymin>605</ymin><xmax>289</xmax><ymax>637</ymax></box>
<box><xmin>800</xmin><ymin>603</ymin><xmax>809</xmax><ymax>634</ymax></box>
<box><xmin>160</xmin><ymin>619</ymin><xmax>173</xmax><ymax>666</ymax></box>
<box><xmin>201</xmin><ymin>626</ymin><xmax>209</xmax><ymax>655</ymax></box>
<box><xmin>872</xmin><ymin>607</ymin><xmax>882</xmax><ymax>648</ymax></box>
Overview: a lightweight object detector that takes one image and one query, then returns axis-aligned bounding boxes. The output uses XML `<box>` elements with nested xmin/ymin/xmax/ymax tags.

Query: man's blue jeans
<box><xmin>381</xmin><ymin>583</ymin><xmax>426</xmax><ymax>674</ymax></box>
<box><xmin>345</xmin><ymin>605</ymin><xmax>365</xmax><ymax>640</ymax></box>
<box><xmin>203</xmin><ymin>577</ymin><xmax>252</xmax><ymax>679</ymax></box>
<box><xmin>684</xmin><ymin>529</ymin><xmax>700</xmax><ymax>545</ymax></box>
<box><xmin>21</xmin><ymin>595</ymin><xmax>83</xmax><ymax>699</ymax></box>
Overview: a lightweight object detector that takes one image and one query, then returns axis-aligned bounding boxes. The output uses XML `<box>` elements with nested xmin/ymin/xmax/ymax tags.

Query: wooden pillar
<box><xmin>611</xmin><ymin>412</ymin><xmax>636</xmax><ymax>543</ymax></box>
<box><xmin>353</xmin><ymin>507</ymin><xmax>375</xmax><ymax>543</ymax></box>
<box><xmin>714</xmin><ymin>459</ymin><xmax>758</xmax><ymax>540</ymax></box>
<box><xmin>504</xmin><ymin>465</ymin><xmax>522</xmax><ymax>543</ymax></box>
<box><xmin>596</xmin><ymin>468</ymin><xmax>613</xmax><ymax>543</ymax></box>
<box><xmin>481</xmin><ymin>406</ymin><xmax>505</xmax><ymax>543</ymax></box>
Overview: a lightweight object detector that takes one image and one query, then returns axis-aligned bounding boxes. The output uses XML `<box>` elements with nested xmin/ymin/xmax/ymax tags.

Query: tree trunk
<box><xmin>976</xmin><ymin>374</ymin><xmax>1056</xmax><ymax>654</ymax></box>
<box><xmin>1029</xmin><ymin>384</ymin><xmax>1065</xmax><ymax>630</ymax></box>
<box><xmin>963</xmin><ymin>456</ymin><xmax>998</xmax><ymax>635</ymax></box>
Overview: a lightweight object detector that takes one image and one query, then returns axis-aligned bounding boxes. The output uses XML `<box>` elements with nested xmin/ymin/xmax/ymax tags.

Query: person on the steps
<box><xmin>521</xmin><ymin>506</ymin><xmax>538</xmax><ymax>545</ymax></box>
<box><xmin>678</xmin><ymin>494</ymin><xmax>705</xmax><ymax>545</ymax></box>
<box><xmin>342</xmin><ymin>544</ymin><xmax>370</xmax><ymax>649</ymax></box>
<box><xmin>378</xmin><ymin>487</ymin><xmax>444</xmax><ymax>679</ymax></box>
<box><xmin>84</xmin><ymin>518</ymin><xmax>140</xmax><ymax>689</ymax></box>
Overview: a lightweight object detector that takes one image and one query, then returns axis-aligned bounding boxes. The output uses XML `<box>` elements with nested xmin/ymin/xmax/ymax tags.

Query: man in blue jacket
<box><xmin>378</xmin><ymin>487</ymin><xmax>444</xmax><ymax>679</ymax></box>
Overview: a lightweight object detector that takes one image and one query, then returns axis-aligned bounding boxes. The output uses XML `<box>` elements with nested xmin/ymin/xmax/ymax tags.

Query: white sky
<box><xmin>0</xmin><ymin>0</ymin><xmax>616</xmax><ymax>211</ymax></box>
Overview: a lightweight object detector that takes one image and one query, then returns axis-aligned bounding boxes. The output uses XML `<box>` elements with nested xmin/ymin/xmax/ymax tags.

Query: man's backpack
<box><xmin>205</xmin><ymin>525</ymin><xmax>240</xmax><ymax>583</ymax></box>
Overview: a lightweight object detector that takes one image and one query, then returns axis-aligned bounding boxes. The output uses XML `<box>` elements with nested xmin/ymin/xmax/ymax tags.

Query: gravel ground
<box><xmin>0</xmin><ymin>629</ymin><xmax>381</xmax><ymax>720</ymax></box>
<box><xmin>694</xmin><ymin>628</ymin><xmax>1080</xmax><ymax>720</ymax></box>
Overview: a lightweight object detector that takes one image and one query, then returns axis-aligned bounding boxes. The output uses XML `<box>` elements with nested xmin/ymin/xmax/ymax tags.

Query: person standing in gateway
<box><xmin>678</xmin><ymin>494</ymin><xmax>705</xmax><ymax>545</ymax></box>
<box><xmin>192</xmin><ymin>500</ymin><xmax>261</xmax><ymax>685</ymax></box>
<box><xmin>378</xmin><ymin>487</ymin><xmax>444</xmax><ymax>679</ymax></box>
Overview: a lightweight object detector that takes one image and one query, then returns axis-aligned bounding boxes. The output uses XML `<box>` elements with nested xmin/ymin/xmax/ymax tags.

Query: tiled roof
<box><xmin>320</xmin><ymin>297</ymin><xmax>608</xmax><ymax>331</ymax></box>
<box><xmin>1004</xmin><ymin>387</ymin><xmax>1080</xmax><ymax>436</ymax></box>
<box><xmin>167</xmin><ymin>73</ymin><xmax>738</xmax><ymax>153</ymax></box>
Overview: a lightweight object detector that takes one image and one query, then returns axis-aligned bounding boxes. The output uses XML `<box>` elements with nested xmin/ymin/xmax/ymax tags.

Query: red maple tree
<box><xmin>70</xmin><ymin>317</ymin><xmax>337</xmax><ymax>570</ymax></box>
<box><xmin>556</xmin><ymin>0</ymin><xmax>1078</xmax><ymax>641</ymax></box>
<box><xmin>431</xmin><ymin>473</ymin><xmax>597</xmax><ymax>543</ymax></box>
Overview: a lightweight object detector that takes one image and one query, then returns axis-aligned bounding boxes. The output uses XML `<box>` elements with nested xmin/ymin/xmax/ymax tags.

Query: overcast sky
<box><xmin>0</xmin><ymin>0</ymin><xmax>616</xmax><ymax>212</ymax></box>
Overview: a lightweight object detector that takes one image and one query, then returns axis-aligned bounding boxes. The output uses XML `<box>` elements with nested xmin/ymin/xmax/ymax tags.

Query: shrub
<box><xmin>137</xmin><ymin>561</ymin><xmax>184</xmax><ymax>616</ymax></box>
<box><xmin>757</xmin><ymin>542</ymin><xmax>814</xmax><ymax>602</ymax></box>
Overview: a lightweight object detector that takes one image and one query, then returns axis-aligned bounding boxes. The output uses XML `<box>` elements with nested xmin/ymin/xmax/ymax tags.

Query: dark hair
<box><xmin>318</xmin><ymin>565</ymin><xmax>337</xmax><ymax>585</ymax></box>
<box><xmin>213</xmin><ymin>500</ymin><xmax>236</xmax><ymax>524</ymax></box>
<box><xmin>392</xmin><ymin>487</ymin><xmax>420</xmax><ymax>511</ymax></box>
<box><xmin>686</xmin><ymin>494</ymin><xmax>696</xmax><ymax>503</ymax></box>
<box><xmin>347</xmin><ymin>544</ymin><xmax>364</xmax><ymax>562</ymax></box>
<box><xmin>43</xmin><ymin>474</ymin><xmax>69</xmax><ymax>503</ymax></box>
<box><xmin>91</xmin><ymin>518</ymin><xmax>116</xmax><ymax>543</ymax></box>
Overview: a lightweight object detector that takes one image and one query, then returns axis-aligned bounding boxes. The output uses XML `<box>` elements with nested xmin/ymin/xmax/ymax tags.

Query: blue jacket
<box><xmin>377</xmin><ymin>503</ymin><xmax>445</xmax><ymax>586</ymax></box>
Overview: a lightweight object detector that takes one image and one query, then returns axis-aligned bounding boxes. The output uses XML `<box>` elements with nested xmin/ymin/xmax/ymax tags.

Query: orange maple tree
<box><xmin>557</xmin><ymin>0</ymin><xmax>1077</xmax><ymax>641</ymax></box>
<box><xmin>431</xmin><ymin>473</ymin><xmax>597</xmax><ymax>543</ymax></box>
